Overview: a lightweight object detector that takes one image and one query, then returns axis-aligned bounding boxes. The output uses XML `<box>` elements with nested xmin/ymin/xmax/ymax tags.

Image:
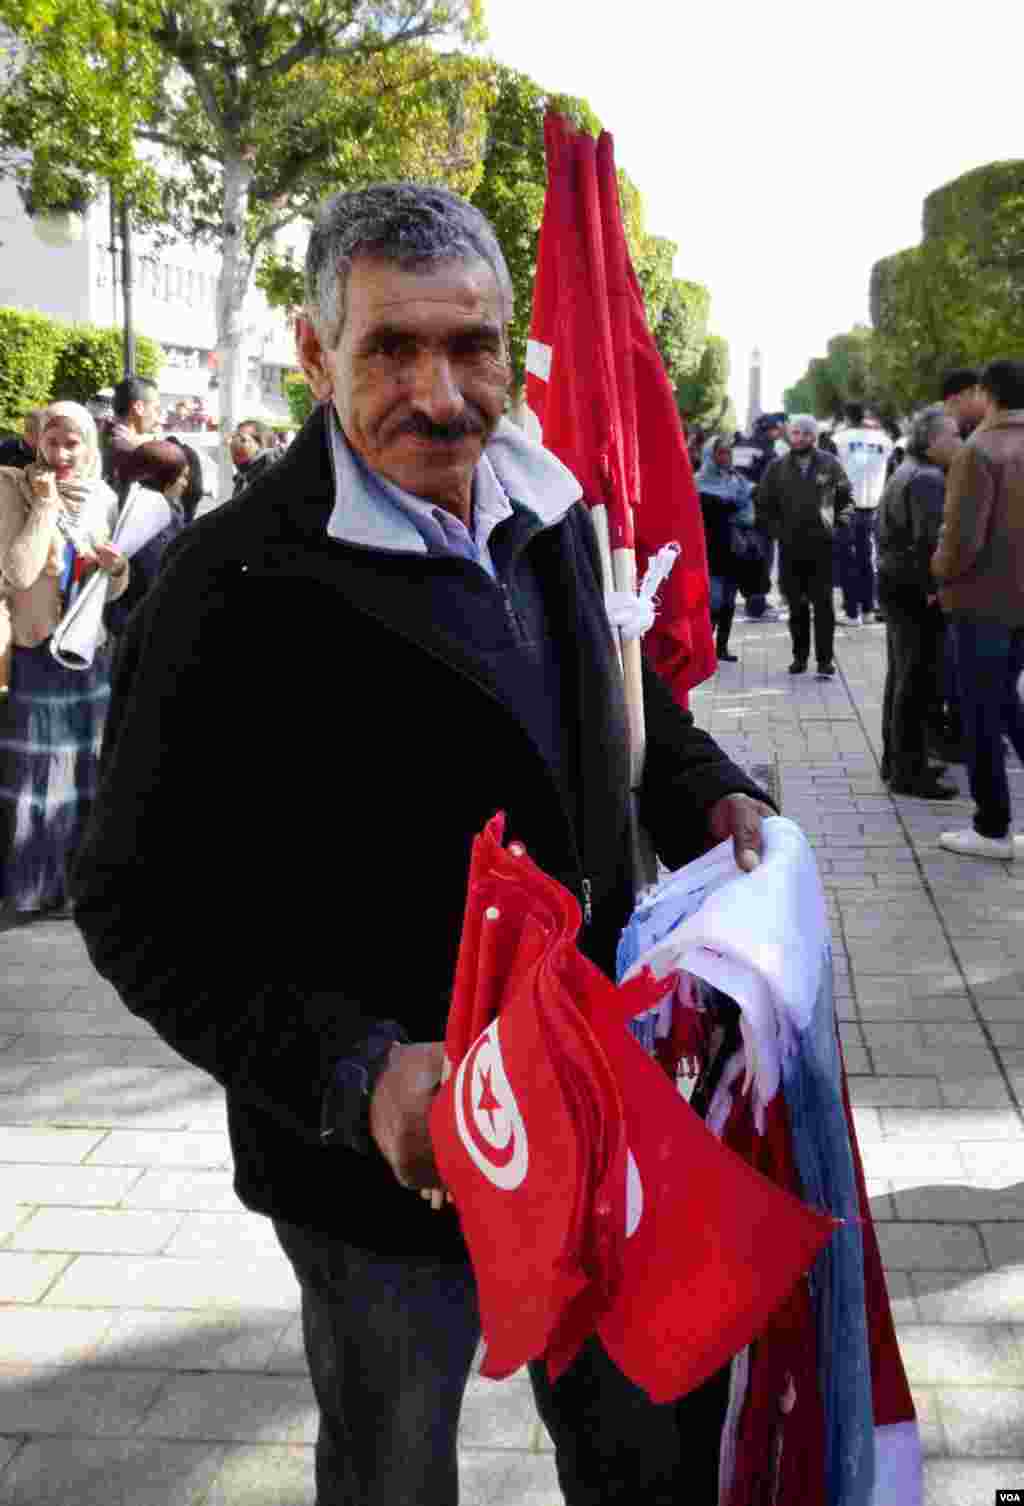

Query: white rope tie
<box><xmin>605</xmin><ymin>542</ymin><xmax>681</xmax><ymax>639</ymax></box>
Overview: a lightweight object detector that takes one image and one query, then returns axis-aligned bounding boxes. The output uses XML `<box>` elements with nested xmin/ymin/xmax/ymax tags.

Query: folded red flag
<box><xmin>433</xmin><ymin>818</ymin><xmax>837</xmax><ymax>1402</ymax></box>
<box><xmin>581</xmin><ymin>975</ymin><xmax>836</xmax><ymax>1405</ymax></box>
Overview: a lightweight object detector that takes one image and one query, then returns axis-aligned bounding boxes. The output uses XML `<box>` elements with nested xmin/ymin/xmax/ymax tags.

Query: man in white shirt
<box><xmin>833</xmin><ymin>404</ymin><xmax>893</xmax><ymax>624</ymax></box>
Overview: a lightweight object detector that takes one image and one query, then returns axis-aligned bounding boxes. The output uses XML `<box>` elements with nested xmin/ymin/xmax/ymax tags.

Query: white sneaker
<box><xmin>1014</xmin><ymin>834</ymin><xmax>1024</xmax><ymax>858</ymax></box>
<box><xmin>939</xmin><ymin>829</ymin><xmax>1014</xmax><ymax>859</ymax></box>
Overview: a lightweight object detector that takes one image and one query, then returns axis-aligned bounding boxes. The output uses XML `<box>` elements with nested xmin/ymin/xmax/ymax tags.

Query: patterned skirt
<box><xmin>0</xmin><ymin>640</ymin><xmax>111</xmax><ymax>913</ymax></box>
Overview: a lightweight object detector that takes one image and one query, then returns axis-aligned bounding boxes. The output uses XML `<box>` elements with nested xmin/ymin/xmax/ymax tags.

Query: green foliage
<box><xmin>0</xmin><ymin>307</ymin><xmax>66</xmax><ymax>429</ymax></box>
<box><xmin>783</xmin><ymin>326</ymin><xmax>886</xmax><ymax>424</ymax></box>
<box><xmin>284</xmin><ymin>370</ymin><xmax>315</xmax><ymax>428</ymax></box>
<box><xmin>675</xmin><ymin>333</ymin><xmax>733</xmax><ymax>431</ymax></box>
<box><xmin>0</xmin><ymin>306</ymin><xmax>165</xmax><ymax>428</ymax></box>
<box><xmin>50</xmin><ymin>324</ymin><xmax>163</xmax><ymax>405</ymax></box>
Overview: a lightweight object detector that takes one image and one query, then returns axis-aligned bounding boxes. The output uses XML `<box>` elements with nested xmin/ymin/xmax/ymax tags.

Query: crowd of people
<box><xmin>693</xmin><ymin>361</ymin><xmax>1024</xmax><ymax>856</ymax></box>
<box><xmin>0</xmin><ymin>379</ymin><xmax>285</xmax><ymax>915</ymax></box>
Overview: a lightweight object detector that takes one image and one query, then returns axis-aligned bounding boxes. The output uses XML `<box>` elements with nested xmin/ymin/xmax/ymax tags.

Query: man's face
<box><xmin>230</xmin><ymin>426</ymin><xmax>262</xmax><ymax>466</ymax></box>
<box><xmin>765</xmin><ymin>424</ymin><xmax>782</xmax><ymax>444</ymax></box>
<box><xmin>132</xmin><ymin>390</ymin><xmax>161</xmax><ymax>433</ymax></box>
<box><xmin>713</xmin><ymin>445</ymin><xmax>732</xmax><ymax>469</ymax></box>
<box><xmin>927</xmin><ymin>416</ymin><xmax>963</xmax><ymax>470</ymax></box>
<box><xmin>788</xmin><ymin>426</ymin><xmax>815</xmax><ymax>452</ymax></box>
<box><xmin>945</xmin><ymin>386</ymin><xmax>987</xmax><ymax>434</ymax></box>
<box><xmin>297</xmin><ymin>253</ymin><xmax>511</xmax><ymax>515</ymax></box>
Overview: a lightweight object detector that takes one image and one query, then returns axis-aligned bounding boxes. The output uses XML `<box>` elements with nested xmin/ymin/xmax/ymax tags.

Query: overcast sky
<box><xmin>483</xmin><ymin>0</ymin><xmax>1021</xmax><ymax>416</ymax></box>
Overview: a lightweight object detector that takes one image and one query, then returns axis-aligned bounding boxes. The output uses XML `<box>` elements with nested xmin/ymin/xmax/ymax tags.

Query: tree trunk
<box><xmin>216</xmin><ymin>154</ymin><xmax>256</xmax><ymax>500</ymax></box>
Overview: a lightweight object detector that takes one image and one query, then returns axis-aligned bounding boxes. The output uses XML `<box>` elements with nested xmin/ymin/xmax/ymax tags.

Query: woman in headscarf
<box><xmin>104</xmin><ymin>437</ymin><xmax>198</xmax><ymax>639</ymax></box>
<box><xmin>696</xmin><ymin>434</ymin><xmax>756</xmax><ymax>663</ymax></box>
<box><xmin>0</xmin><ymin>401</ymin><xmax>129</xmax><ymax>915</ymax></box>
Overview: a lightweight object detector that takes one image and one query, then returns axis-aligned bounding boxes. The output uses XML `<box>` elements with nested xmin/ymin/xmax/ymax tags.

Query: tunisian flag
<box><xmin>430</xmin><ymin>817</ymin><xmax>837</xmax><ymax>1399</ymax></box>
<box><xmin>525</xmin><ymin>113</ymin><xmax>715</xmax><ymax>705</ymax></box>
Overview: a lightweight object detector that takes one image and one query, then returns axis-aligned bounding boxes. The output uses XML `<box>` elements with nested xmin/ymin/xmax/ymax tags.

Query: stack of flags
<box><xmin>429</xmin><ymin>814</ymin><xmax>836</xmax><ymax>1403</ymax></box>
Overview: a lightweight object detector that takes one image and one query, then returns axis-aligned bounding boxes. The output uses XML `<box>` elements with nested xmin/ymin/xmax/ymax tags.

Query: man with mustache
<box><xmin>74</xmin><ymin>183</ymin><xmax>774</xmax><ymax>1505</ymax></box>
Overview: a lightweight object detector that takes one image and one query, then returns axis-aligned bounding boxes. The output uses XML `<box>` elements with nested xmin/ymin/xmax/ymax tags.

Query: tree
<box><xmin>0</xmin><ymin>0</ymin><xmax>485</xmax><ymax>482</ymax></box>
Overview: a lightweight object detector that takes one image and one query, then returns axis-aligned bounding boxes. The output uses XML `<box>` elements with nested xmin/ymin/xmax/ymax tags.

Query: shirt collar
<box><xmin>325</xmin><ymin>408</ymin><xmax>581</xmax><ymax>556</ymax></box>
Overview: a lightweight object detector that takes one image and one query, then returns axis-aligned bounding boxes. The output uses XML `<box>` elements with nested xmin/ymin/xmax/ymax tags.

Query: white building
<box><xmin>0</xmin><ymin>179</ymin><xmax>300</xmax><ymax>424</ymax></box>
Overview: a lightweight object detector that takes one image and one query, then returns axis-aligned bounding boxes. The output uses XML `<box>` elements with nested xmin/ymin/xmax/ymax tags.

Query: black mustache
<box><xmin>394</xmin><ymin>412</ymin><xmax>485</xmax><ymax>443</ymax></box>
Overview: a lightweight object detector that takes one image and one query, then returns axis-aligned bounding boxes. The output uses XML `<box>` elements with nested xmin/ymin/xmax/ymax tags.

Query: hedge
<box><xmin>0</xmin><ymin>309</ymin><xmax>67</xmax><ymax>431</ymax></box>
<box><xmin>0</xmin><ymin>307</ymin><xmax>164</xmax><ymax>430</ymax></box>
<box><xmin>51</xmin><ymin>324</ymin><xmax>163</xmax><ymax>408</ymax></box>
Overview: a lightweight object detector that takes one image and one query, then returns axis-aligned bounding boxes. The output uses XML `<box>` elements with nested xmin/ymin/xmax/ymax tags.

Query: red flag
<box><xmin>527</xmin><ymin>113</ymin><xmax>716</xmax><ymax>703</ymax></box>
<box><xmin>576</xmin><ymin>968</ymin><xmax>836</xmax><ymax>1405</ymax></box>
<box><xmin>433</xmin><ymin>819</ymin><xmax>837</xmax><ymax>1401</ymax></box>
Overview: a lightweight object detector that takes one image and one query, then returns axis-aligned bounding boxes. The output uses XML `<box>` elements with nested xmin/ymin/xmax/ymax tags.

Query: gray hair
<box><xmin>907</xmin><ymin>403</ymin><xmax>952</xmax><ymax>459</ymax></box>
<box><xmin>788</xmin><ymin>414</ymin><xmax>819</xmax><ymax>439</ymax></box>
<box><xmin>305</xmin><ymin>182</ymin><xmax>514</xmax><ymax>345</ymax></box>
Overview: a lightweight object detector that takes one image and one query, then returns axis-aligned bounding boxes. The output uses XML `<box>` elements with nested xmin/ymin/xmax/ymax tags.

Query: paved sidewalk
<box><xmin>0</xmin><ymin>613</ymin><xmax>1022</xmax><ymax>1505</ymax></box>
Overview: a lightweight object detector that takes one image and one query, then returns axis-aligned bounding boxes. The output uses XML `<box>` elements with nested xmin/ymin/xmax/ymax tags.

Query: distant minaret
<box><xmin>746</xmin><ymin>347</ymin><xmax>763</xmax><ymax>433</ymax></box>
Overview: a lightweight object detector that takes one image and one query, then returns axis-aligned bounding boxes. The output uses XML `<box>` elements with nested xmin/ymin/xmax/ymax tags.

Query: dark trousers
<box><xmin>950</xmin><ymin>619</ymin><xmax>1024</xmax><ymax>838</ymax></box>
<box><xmin>744</xmin><ymin>534</ymin><xmax>775</xmax><ymax>616</ymax></box>
<box><xmin>780</xmin><ymin>552</ymin><xmax>834</xmax><ymax>665</ymax></box>
<box><xmin>879</xmin><ymin>584</ymin><xmax>945</xmax><ymax>781</ymax></box>
<box><xmin>274</xmin><ymin>1220</ymin><xmax>726</xmax><ymax>1505</ymax></box>
<box><xmin>529</xmin><ymin>1340</ymin><xmax>728</xmax><ymax>1506</ymax></box>
<box><xmin>840</xmin><ymin>509</ymin><xmax>877</xmax><ymax>616</ymax></box>
<box><xmin>273</xmin><ymin>1221</ymin><xmax>480</xmax><ymax>1506</ymax></box>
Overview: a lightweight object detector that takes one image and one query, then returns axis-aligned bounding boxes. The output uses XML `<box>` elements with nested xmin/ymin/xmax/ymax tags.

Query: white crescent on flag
<box><xmin>454</xmin><ymin>1021</ymin><xmax>529</xmax><ymax>1191</ymax></box>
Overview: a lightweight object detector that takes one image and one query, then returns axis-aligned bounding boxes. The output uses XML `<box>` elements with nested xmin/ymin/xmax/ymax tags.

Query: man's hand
<box><xmin>369</xmin><ymin>1041</ymin><xmax>444</xmax><ymax>1191</ymax></box>
<box><xmin>707</xmin><ymin>793</ymin><xmax>775</xmax><ymax>873</ymax></box>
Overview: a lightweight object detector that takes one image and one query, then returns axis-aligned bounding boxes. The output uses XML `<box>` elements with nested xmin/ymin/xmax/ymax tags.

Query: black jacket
<box><xmin>877</xmin><ymin>458</ymin><xmax>946</xmax><ymax>596</ymax></box>
<box><xmin>756</xmin><ymin>449</ymin><xmax>854</xmax><ymax>559</ymax></box>
<box><xmin>73</xmin><ymin>405</ymin><xmax>769</xmax><ymax>1256</ymax></box>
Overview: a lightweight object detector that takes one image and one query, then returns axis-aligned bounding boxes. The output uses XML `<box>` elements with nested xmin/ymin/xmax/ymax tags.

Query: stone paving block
<box><xmin>0</xmin><ymin>1127</ymin><xmax>106</xmax><ymax>1164</ymax></box>
<box><xmin>959</xmin><ymin>1143</ymin><xmax>1024</xmax><ymax>1185</ymax></box>
<box><xmin>97</xmin><ymin>1309</ymin><xmax>291</xmax><ymax>1374</ymax></box>
<box><xmin>119</xmin><ymin>1170</ymin><xmax>244</xmax><ymax>1213</ymax></box>
<box><xmin>989</xmin><ymin>1021</ymin><xmax>1024</xmax><ymax>1047</ymax></box>
<box><xmin>912</xmin><ymin>1268</ymin><xmax>1024</xmax><ymax>1323</ymax></box>
<box><xmin>0</xmin><ymin>1307</ymin><xmax>114</xmax><ymax>1366</ymax></box>
<box><xmin>875</xmin><ymin>1222</ymin><xmax>988</xmax><ymax>1271</ymax></box>
<box><xmin>921</xmin><ymin>1459</ymin><xmax>1024</xmax><ymax>1506</ymax></box>
<box><xmin>909</xmin><ymin>1387</ymin><xmax>947</xmax><ymax>1456</ymax></box>
<box><xmin>0</xmin><ymin>1010</ymin><xmax>154</xmax><ymax>1039</ymax></box>
<box><xmin>897</xmin><ymin>1323</ymin><xmax>1024</xmax><ymax>1385</ymax></box>
<box><xmin>879</xmin><ymin>1109</ymin><xmax>1024</xmax><ymax>1142</ymax></box>
<box><xmin>884</xmin><ymin>1270</ymin><xmax>917</xmax><ymax>1323</ymax></box>
<box><xmin>977</xmin><ymin>999</ymin><xmax>1024</xmax><ymax>1023</ymax></box>
<box><xmin>9</xmin><ymin>1208</ymin><xmax>184</xmax><ymax>1255</ymax></box>
<box><xmin>202</xmin><ymin>1444</ymin><xmax>315</xmax><ymax>1506</ymax></box>
<box><xmin>847</xmin><ymin>1076</ymin><xmax>942</xmax><ymax>1108</ymax></box>
<box><xmin>859</xmin><ymin>1142</ymin><xmax>967</xmax><ymax>1181</ymax></box>
<box><xmin>0</xmin><ymin>1437</ymin><xmax>225</xmax><ymax>1506</ymax></box>
<box><xmin>0</xmin><ymin>1063</ymin><xmax>39</xmax><ymax>1094</ymax></box>
<box><xmin>935</xmin><ymin>1386</ymin><xmax>1024</xmax><ymax>1457</ymax></box>
<box><xmin>0</xmin><ymin>1252</ymin><xmax>70</xmax><ymax>1303</ymax></box>
<box><xmin>0</xmin><ymin>985</ymin><xmax>78</xmax><ymax>1012</ymax></box>
<box><xmin>842</xmin><ymin>1045</ymin><xmax>871</xmax><ymax>1074</ymax></box>
<box><xmin>84</xmin><ymin>1131</ymin><xmax>231</xmax><ymax>1169</ymax></box>
<box><xmin>137</xmin><ymin>1372</ymin><xmax>317</xmax><ymax>1444</ymax></box>
<box><xmin>0</xmin><ymin>1164</ymin><xmax>141</xmax><ymax>1208</ymax></box>
<box><xmin>162</xmin><ymin>1213</ymin><xmax>283</xmax><ymax>1261</ymax></box>
<box><xmin>895</xmin><ymin>1186</ymin><xmax>1024</xmax><ymax>1223</ymax></box>
<box><xmin>980</xmin><ymin>1224</ymin><xmax>1024</xmax><ymax>1271</ymax></box>
<box><xmin>458</xmin><ymin>1450</ymin><xmax>561</xmax><ymax>1506</ymax></box>
<box><xmin>0</xmin><ymin>1364</ymin><xmax>166</xmax><ymax>1434</ymax></box>
<box><xmin>45</xmin><ymin>1254</ymin><xmax>299</xmax><ymax>1311</ymax></box>
<box><xmin>263</xmin><ymin>1317</ymin><xmax>307</xmax><ymax>1375</ymax></box>
<box><xmin>5</xmin><ymin>1067</ymin><xmax>221</xmax><ymax>1132</ymax></box>
<box><xmin>460</xmin><ymin>1377</ymin><xmax>538</xmax><ymax>1450</ymax></box>
<box><xmin>940</xmin><ymin>1076</ymin><xmax>1015</xmax><ymax>1110</ymax></box>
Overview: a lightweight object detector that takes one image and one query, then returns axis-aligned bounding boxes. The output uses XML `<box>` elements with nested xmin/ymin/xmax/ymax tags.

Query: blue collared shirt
<box><xmin>327</xmin><ymin>412</ymin><xmax>514</xmax><ymax>579</ymax></box>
